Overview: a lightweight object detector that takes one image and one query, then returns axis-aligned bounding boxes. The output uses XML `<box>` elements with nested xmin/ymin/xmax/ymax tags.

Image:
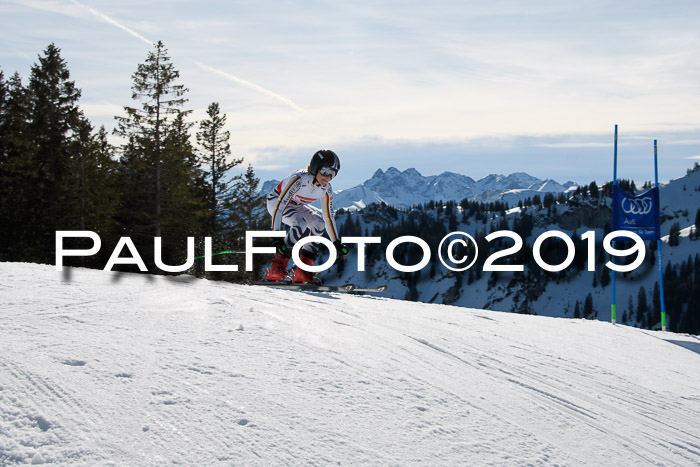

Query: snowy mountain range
<box><xmin>261</xmin><ymin>168</ymin><xmax>577</xmax><ymax>211</ymax></box>
<box><xmin>330</xmin><ymin>166</ymin><xmax>699</xmax><ymax>331</ymax></box>
<box><xmin>332</xmin><ymin>167</ymin><xmax>577</xmax><ymax>210</ymax></box>
<box><xmin>1</xmin><ymin>262</ymin><xmax>699</xmax><ymax>465</ymax></box>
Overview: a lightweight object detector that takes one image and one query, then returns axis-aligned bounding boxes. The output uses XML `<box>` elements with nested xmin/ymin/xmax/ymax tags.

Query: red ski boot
<box><xmin>265</xmin><ymin>253</ymin><xmax>290</xmax><ymax>282</ymax></box>
<box><xmin>292</xmin><ymin>253</ymin><xmax>321</xmax><ymax>284</ymax></box>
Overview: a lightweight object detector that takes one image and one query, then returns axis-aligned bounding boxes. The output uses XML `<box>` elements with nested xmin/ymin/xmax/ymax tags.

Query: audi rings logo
<box><xmin>621</xmin><ymin>197</ymin><xmax>653</xmax><ymax>215</ymax></box>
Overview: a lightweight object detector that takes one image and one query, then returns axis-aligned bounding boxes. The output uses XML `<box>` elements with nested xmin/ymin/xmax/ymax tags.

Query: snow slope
<box><xmin>1</xmin><ymin>262</ymin><xmax>699</xmax><ymax>466</ymax></box>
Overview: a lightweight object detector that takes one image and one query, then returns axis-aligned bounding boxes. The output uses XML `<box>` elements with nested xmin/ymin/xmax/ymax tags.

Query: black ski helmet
<box><xmin>308</xmin><ymin>149</ymin><xmax>340</xmax><ymax>177</ymax></box>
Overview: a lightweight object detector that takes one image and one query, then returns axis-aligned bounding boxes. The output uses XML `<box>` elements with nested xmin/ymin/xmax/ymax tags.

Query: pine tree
<box><xmin>600</xmin><ymin>266</ymin><xmax>610</xmax><ymax>288</ymax></box>
<box><xmin>636</xmin><ymin>286</ymin><xmax>648</xmax><ymax>325</ymax></box>
<box><xmin>589</xmin><ymin>181</ymin><xmax>599</xmax><ymax>199</ymax></box>
<box><xmin>196</xmin><ymin>102</ymin><xmax>242</xmax><ymax>235</ymax></box>
<box><xmin>668</xmin><ymin>222</ymin><xmax>681</xmax><ymax>247</ymax></box>
<box><xmin>59</xmin><ymin>118</ymin><xmax>121</xmax><ymax>267</ymax></box>
<box><xmin>18</xmin><ymin>44</ymin><xmax>82</xmax><ymax>263</ymax></box>
<box><xmin>0</xmin><ymin>72</ymin><xmax>33</xmax><ymax>260</ymax></box>
<box><xmin>1</xmin><ymin>47</ymin><xmax>123</xmax><ymax>267</ymax></box>
<box><xmin>114</xmin><ymin>41</ymin><xmax>204</xmax><ymax>268</ymax></box>
<box><xmin>115</xmin><ymin>41</ymin><xmax>189</xmax><ymax>236</ymax></box>
<box><xmin>685</xmin><ymin>272</ymin><xmax>700</xmax><ymax>334</ymax></box>
<box><xmin>627</xmin><ymin>295</ymin><xmax>634</xmax><ymax>325</ymax></box>
<box><xmin>0</xmin><ymin>70</ymin><xmax>10</xmax><ymax>256</ymax></box>
<box><xmin>65</xmin><ymin>118</ymin><xmax>111</xmax><ymax>229</ymax></box>
<box><xmin>448</xmin><ymin>211</ymin><xmax>458</xmax><ymax>231</ymax></box>
<box><xmin>161</xmin><ymin>111</ymin><xmax>207</xmax><ymax>235</ymax></box>
<box><xmin>583</xmin><ymin>293</ymin><xmax>594</xmax><ymax>318</ymax></box>
<box><xmin>228</xmin><ymin>164</ymin><xmax>264</xmax><ymax>233</ymax></box>
<box><xmin>0</xmin><ymin>69</ymin><xmax>6</xmax><ymax>157</ymax></box>
<box><xmin>651</xmin><ymin>281</ymin><xmax>661</xmax><ymax>328</ymax></box>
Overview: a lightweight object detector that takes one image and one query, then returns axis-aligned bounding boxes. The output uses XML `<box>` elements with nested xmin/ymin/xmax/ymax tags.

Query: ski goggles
<box><xmin>318</xmin><ymin>166</ymin><xmax>338</xmax><ymax>179</ymax></box>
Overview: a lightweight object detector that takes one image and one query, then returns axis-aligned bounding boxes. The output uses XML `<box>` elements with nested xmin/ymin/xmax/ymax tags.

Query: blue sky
<box><xmin>2</xmin><ymin>0</ymin><xmax>700</xmax><ymax>190</ymax></box>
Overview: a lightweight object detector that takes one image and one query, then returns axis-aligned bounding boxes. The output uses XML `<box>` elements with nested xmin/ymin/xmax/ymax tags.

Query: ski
<box><xmin>253</xmin><ymin>281</ymin><xmax>355</xmax><ymax>292</ymax></box>
<box><xmin>252</xmin><ymin>282</ymin><xmax>388</xmax><ymax>293</ymax></box>
<box><xmin>350</xmin><ymin>285</ymin><xmax>388</xmax><ymax>293</ymax></box>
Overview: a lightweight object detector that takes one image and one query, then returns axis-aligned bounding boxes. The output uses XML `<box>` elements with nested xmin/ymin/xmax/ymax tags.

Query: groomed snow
<box><xmin>1</xmin><ymin>262</ymin><xmax>699</xmax><ymax>465</ymax></box>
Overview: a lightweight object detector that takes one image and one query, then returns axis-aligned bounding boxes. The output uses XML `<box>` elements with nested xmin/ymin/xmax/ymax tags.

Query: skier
<box><xmin>264</xmin><ymin>149</ymin><xmax>350</xmax><ymax>284</ymax></box>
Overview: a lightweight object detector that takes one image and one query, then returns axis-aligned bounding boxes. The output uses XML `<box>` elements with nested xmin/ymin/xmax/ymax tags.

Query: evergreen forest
<box><xmin>0</xmin><ymin>42</ymin><xmax>265</xmax><ymax>282</ymax></box>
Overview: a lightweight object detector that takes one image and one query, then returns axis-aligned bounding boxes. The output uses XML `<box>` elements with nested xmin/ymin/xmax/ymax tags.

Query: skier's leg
<box><xmin>279</xmin><ymin>205</ymin><xmax>325</xmax><ymax>283</ymax></box>
<box><xmin>266</xmin><ymin>200</ymin><xmax>326</xmax><ymax>282</ymax></box>
<box><xmin>264</xmin><ymin>194</ymin><xmax>292</xmax><ymax>280</ymax></box>
<box><xmin>283</xmin><ymin>205</ymin><xmax>325</xmax><ymax>258</ymax></box>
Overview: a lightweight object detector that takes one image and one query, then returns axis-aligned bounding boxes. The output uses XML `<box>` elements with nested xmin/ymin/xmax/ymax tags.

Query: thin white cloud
<box><xmin>536</xmin><ymin>142</ymin><xmax>609</xmax><ymax>148</ymax></box>
<box><xmin>685</xmin><ymin>155</ymin><xmax>700</xmax><ymax>160</ymax></box>
<box><xmin>6</xmin><ymin>0</ymin><xmax>699</xmax><ymax>187</ymax></box>
<box><xmin>193</xmin><ymin>60</ymin><xmax>304</xmax><ymax>113</ymax></box>
<box><xmin>65</xmin><ymin>0</ymin><xmax>302</xmax><ymax>113</ymax></box>
<box><xmin>8</xmin><ymin>0</ymin><xmax>83</xmax><ymax>18</ymax></box>
<box><xmin>68</xmin><ymin>0</ymin><xmax>153</xmax><ymax>46</ymax></box>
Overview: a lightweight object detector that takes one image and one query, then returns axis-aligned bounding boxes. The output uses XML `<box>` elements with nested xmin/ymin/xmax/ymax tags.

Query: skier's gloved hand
<box><xmin>334</xmin><ymin>240</ymin><xmax>350</xmax><ymax>259</ymax></box>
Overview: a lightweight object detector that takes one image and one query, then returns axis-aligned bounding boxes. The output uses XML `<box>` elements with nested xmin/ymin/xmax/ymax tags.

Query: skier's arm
<box><xmin>270</xmin><ymin>175</ymin><xmax>302</xmax><ymax>230</ymax></box>
<box><xmin>322</xmin><ymin>189</ymin><xmax>339</xmax><ymax>242</ymax></box>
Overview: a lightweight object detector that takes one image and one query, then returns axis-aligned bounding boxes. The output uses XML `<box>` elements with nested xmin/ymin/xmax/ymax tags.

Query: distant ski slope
<box><xmin>1</xmin><ymin>262</ymin><xmax>698</xmax><ymax>465</ymax></box>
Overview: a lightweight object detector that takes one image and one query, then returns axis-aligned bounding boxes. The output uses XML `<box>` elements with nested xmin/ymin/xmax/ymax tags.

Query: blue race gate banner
<box><xmin>612</xmin><ymin>185</ymin><xmax>660</xmax><ymax>240</ymax></box>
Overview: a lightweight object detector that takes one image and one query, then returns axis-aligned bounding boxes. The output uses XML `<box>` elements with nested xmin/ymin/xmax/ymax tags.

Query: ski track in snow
<box><xmin>0</xmin><ymin>262</ymin><xmax>699</xmax><ymax>466</ymax></box>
